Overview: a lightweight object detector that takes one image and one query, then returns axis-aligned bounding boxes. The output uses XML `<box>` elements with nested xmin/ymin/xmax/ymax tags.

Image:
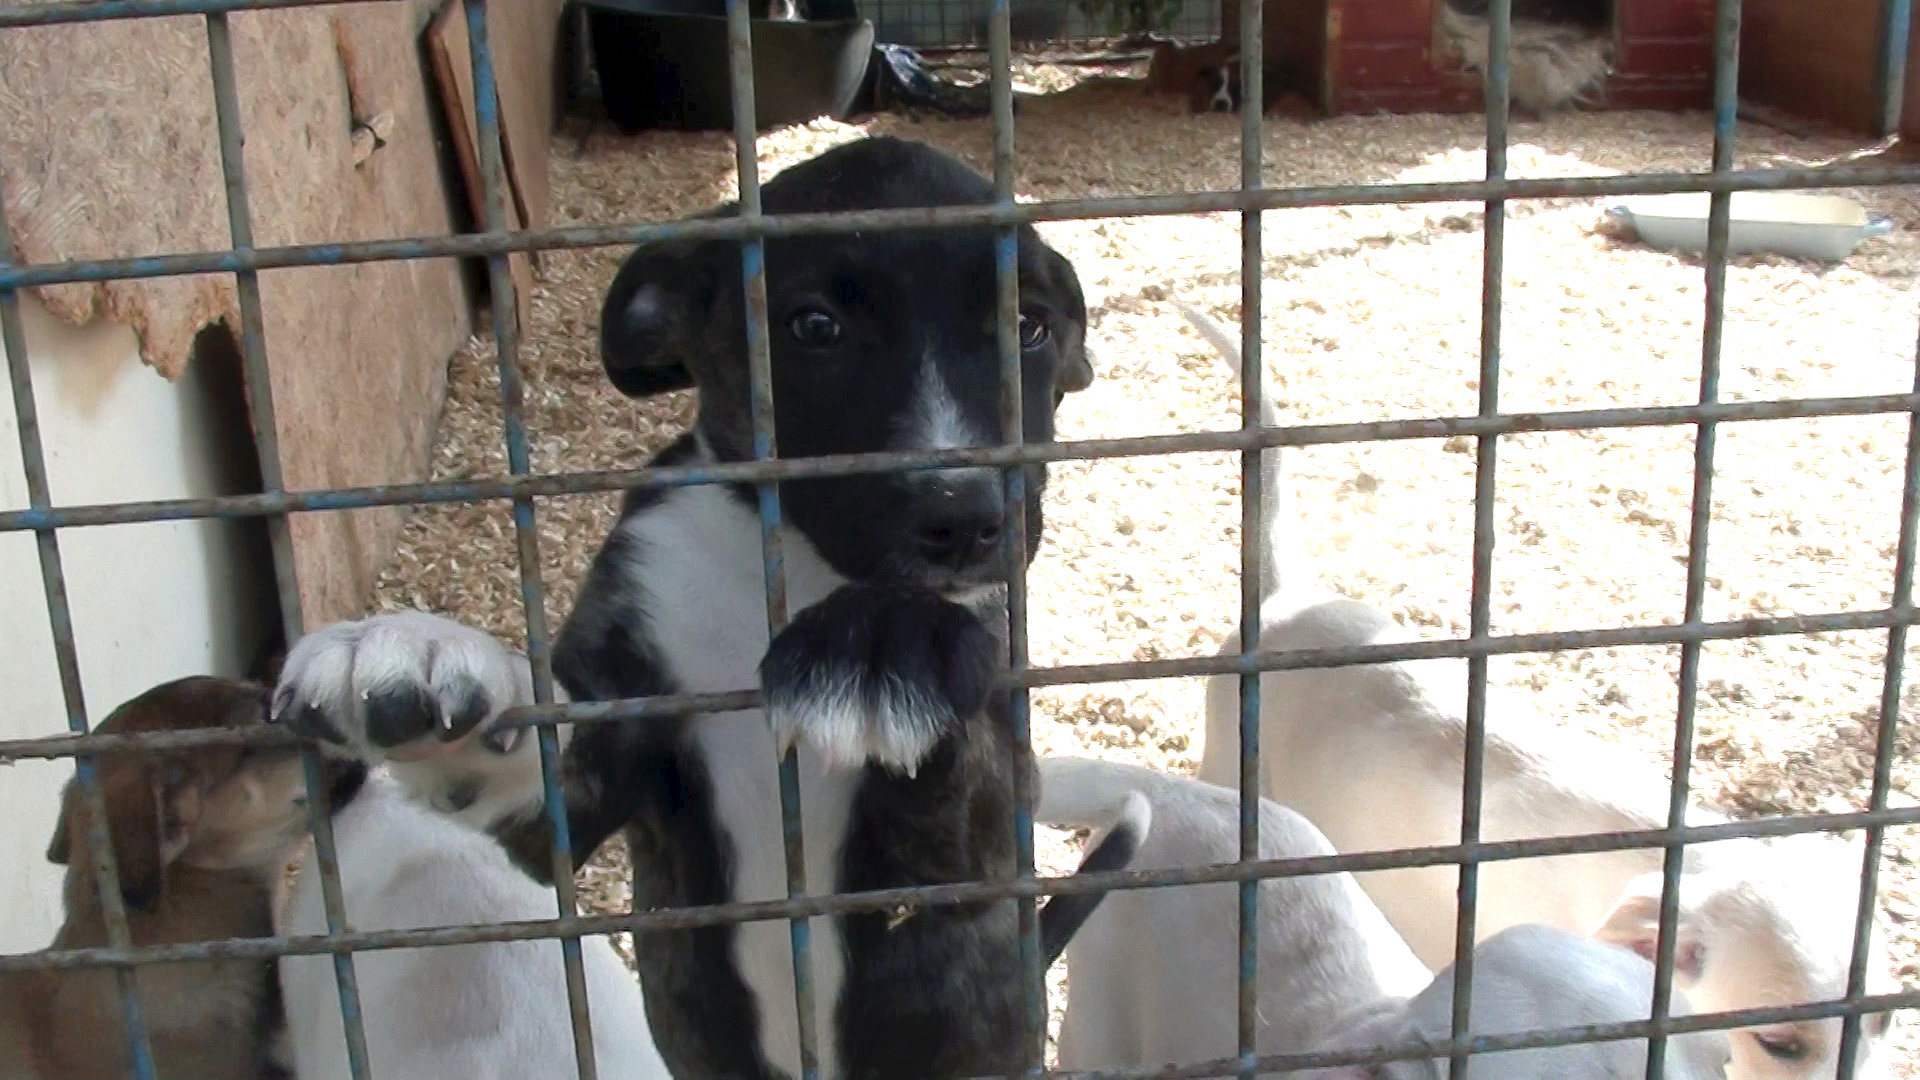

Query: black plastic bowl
<box><xmin>585</xmin><ymin>0</ymin><xmax>876</xmax><ymax>132</ymax></box>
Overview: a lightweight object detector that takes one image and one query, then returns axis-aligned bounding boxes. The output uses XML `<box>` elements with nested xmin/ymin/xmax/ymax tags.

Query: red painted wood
<box><xmin>1340</xmin><ymin>0</ymin><xmax>1435</xmax><ymax>42</ymax></box>
<box><xmin>1614</xmin><ymin>0</ymin><xmax>1711</xmax><ymax>39</ymax></box>
<box><xmin>1318</xmin><ymin>0</ymin><xmax>1716</xmax><ymax>116</ymax></box>
<box><xmin>1342</xmin><ymin>39</ymin><xmax>1438</xmax><ymax>86</ymax></box>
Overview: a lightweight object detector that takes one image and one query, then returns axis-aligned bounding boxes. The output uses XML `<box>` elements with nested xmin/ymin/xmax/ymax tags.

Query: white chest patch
<box><xmin>616</xmin><ymin>482</ymin><xmax>853</xmax><ymax>1080</ymax></box>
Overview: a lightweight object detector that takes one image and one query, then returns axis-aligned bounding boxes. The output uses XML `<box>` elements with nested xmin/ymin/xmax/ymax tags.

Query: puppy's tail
<box><xmin>1175</xmin><ymin>300</ymin><xmax>1290</xmax><ymax>601</ymax></box>
<box><xmin>1035</xmin><ymin>758</ymin><xmax>1153</xmax><ymax>967</ymax></box>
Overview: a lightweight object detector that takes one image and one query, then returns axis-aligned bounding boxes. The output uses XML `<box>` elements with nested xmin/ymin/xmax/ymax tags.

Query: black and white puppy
<box><xmin>273</xmin><ymin>136</ymin><xmax>1138</xmax><ymax>1080</ymax></box>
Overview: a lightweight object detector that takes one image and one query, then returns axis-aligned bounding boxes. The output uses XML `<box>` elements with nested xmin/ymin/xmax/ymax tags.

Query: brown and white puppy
<box><xmin>0</xmin><ymin>676</ymin><xmax>348</xmax><ymax>1080</ymax></box>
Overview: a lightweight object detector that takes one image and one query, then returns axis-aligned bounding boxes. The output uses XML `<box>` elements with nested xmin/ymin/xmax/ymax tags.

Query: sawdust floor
<box><xmin>364</xmin><ymin>75</ymin><xmax>1920</xmax><ymax>1073</ymax></box>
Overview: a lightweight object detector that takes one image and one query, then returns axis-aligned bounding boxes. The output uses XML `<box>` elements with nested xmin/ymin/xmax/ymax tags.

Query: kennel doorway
<box><xmin>1304</xmin><ymin>0</ymin><xmax>1715</xmax><ymax>116</ymax></box>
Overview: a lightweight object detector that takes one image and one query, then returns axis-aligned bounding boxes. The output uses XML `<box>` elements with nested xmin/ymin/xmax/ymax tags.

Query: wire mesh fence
<box><xmin>1</xmin><ymin>0</ymin><xmax>1919</xmax><ymax>1078</ymax></box>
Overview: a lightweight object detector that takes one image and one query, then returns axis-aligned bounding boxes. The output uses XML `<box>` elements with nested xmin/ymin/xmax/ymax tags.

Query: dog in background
<box><xmin>1040</xmin><ymin>757</ymin><xmax>1731</xmax><ymax>1080</ymax></box>
<box><xmin>0</xmin><ymin>677</ymin><xmax>334</xmax><ymax>1079</ymax></box>
<box><xmin>274</xmin><ymin>135</ymin><xmax>1139</xmax><ymax>1080</ymax></box>
<box><xmin>1194</xmin><ymin>57</ymin><xmax>1290</xmax><ymax>114</ymax></box>
<box><xmin>1305</xmin><ymin>925</ymin><xmax>1732</xmax><ymax>1080</ymax></box>
<box><xmin>1177</xmin><ymin>298</ymin><xmax>1902</xmax><ymax>1080</ymax></box>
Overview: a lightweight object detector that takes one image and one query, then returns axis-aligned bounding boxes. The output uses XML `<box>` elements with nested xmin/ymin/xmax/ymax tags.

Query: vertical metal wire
<box><xmin>1232</xmin><ymin>0</ymin><xmax>1265</xmax><ymax>1072</ymax></box>
<box><xmin>461</xmin><ymin>3</ymin><xmax>599</xmax><ymax>1077</ymax></box>
<box><xmin>1831</xmin><ymin>326</ymin><xmax>1920</xmax><ymax>1080</ymax></box>
<box><xmin>1642</xmin><ymin>4</ymin><xmax>1739</xmax><ymax>1076</ymax></box>
<box><xmin>1877</xmin><ymin>0</ymin><xmax>1913</xmax><ymax>138</ymax></box>
<box><xmin>1444</xmin><ymin>0</ymin><xmax>1511</xmax><ymax>1075</ymax></box>
<box><xmin>0</xmin><ymin>148</ymin><xmax>159</xmax><ymax>1080</ymax></box>
<box><xmin>716</xmin><ymin>5</ymin><xmax>820</xmax><ymax>1078</ymax></box>
<box><xmin>984</xmin><ymin>2</ymin><xmax>1042</xmax><ymax>1074</ymax></box>
<box><xmin>202</xmin><ymin>15</ymin><xmax>375</xmax><ymax>1077</ymax></box>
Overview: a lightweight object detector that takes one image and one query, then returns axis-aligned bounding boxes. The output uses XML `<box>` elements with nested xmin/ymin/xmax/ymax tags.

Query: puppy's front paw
<box><xmin>760</xmin><ymin>582</ymin><xmax>999</xmax><ymax>775</ymax></box>
<box><xmin>272</xmin><ymin>611</ymin><xmax>528</xmax><ymax>762</ymax></box>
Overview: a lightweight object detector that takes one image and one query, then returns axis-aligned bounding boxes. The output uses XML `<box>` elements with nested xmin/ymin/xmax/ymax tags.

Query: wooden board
<box><xmin>482</xmin><ymin>0</ymin><xmax>560</xmax><ymax>254</ymax></box>
<box><xmin>1742</xmin><ymin>0</ymin><xmax>1885</xmax><ymax>136</ymax></box>
<box><xmin>428</xmin><ymin>0</ymin><xmax>536</xmax><ymax>336</ymax></box>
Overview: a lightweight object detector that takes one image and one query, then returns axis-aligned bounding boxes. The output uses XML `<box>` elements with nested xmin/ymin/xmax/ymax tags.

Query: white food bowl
<box><xmin>1605</xmin><ymin>191</ymin><xmax>1894</xmax><ymax>261</ymax></box>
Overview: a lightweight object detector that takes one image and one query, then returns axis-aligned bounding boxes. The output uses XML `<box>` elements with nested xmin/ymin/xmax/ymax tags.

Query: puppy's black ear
<box><xmin>1037</xmin><ymin>246</ymin><xmax>1094</xmax><ymax>400</ymax></box>
<box><xmin>599</xmin><ymin>205</ymin><xmax>739</xmax><ymax>399</ymax></box>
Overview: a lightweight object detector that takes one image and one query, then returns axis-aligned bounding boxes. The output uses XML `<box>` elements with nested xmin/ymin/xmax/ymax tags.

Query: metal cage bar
<box><xmin>1879</xmin><ymin>0</ymin><xmax>1914</xmax><ymax>137</ymax></box>
<box><xmin>461</xmin><ymin>2</ymin><xmax>603</xmax><ymax>1077</ymax></box>
<box><xmin>9</xmin><ymin>602</ymin><xmax>1920</xmax><ymax>760</ymax></box>
<box><xmin>0</xmin><ymin>117</ymin><xmax>159</xmax><ymax>1080</ymax></box>
<box><xmin>982</xmin><ymin>0</ymin><xmax>1046</xmax><ymax>1071</ymax></box>
<box><xmin>1642</xmin><ymin>3</ymin><xmax>1744</xmax><ymax>1076</ymax></box>
<box><xmin>1232</xmin><ymin>0</ymin><xmax>1265</xmax><ymax>1068</ymax></box>
<box><xmin>2</xmin><ymin>0</ymin><xmax>1918</xmax><ymax>1076</ymax></box>
<box><xmin>715</xmin><ymin>0</ymin><xmax>829</xmax><ymax>1073</ymax></box>
<box><xmin>12</xmin><ymin>165</ymin><xmax>1920</xmax><ymax>291</ymax></box>
<box><xmin>200</xmin><ymin>12</ymin><xmax>377</xmax><ymax>1076</ymax></box>
<box><xmin>1834</xmin><ymin>335</ymin><xmax>1920</xmax><ymax>1080</ymax></box>
<box><xmin>1444</xmin><ymin>0</ymin><xmax>1513</xmax><ymax>1072</ymax></box>
<box><xmin>10</xmin><ymin>799</ymin><xmax>1920</xmax><ymax>972</ymax></box>
<box><xmin>10</xmin><ymin>389</ymin><xmax>1920</xmax><ymax>533</ymax></box>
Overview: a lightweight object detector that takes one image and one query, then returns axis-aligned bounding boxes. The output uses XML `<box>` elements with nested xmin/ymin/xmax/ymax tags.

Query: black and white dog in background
<box><xmin>273</xmin><ymin>136</ymin><xmax>1140</xmax><ymax>1080</ymax></box>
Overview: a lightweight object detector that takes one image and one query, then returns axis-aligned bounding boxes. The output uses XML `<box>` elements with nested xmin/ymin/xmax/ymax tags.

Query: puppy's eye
<box><xmin>1018</xmin><ymin>310</ymin><xmax>1050</xmax><ymax>350</ymax></box>
<box><xmin>787</xmin><ymin>308</ymin><xmax>842</xmax><ymax>348</ymax></box>
<box><xmin>1751</xmin><ymin>1031</ymin><xmax>1809</xmax><ymax>1061</ymax></box>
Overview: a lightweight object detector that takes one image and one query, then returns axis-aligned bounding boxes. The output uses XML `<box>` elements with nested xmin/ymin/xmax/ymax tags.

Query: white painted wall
<box><xmin>0</xmin><ymin>296</ymin><xmax>274</xmax><ymax>953</ymax></box>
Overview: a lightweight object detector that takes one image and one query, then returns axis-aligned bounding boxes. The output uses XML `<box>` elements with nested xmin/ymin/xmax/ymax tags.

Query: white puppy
<box><xmin>1304</xmin><ymin>925</ymin><xmax>1732</xmax><ymax>1080</ymax></box>
<box><xmin>1177</xmin><ymin>300</ymin><xmax>1900</xmax><ymax>1080</ymax></box>
<box><xmin>280</xmin><ymin>766</ymin><xmax>670</xmax><ymax>1080</ymax></box>
<box><xmin>1038</xmin><ymin>755</ymin><xmax>1432</xmax><ymax>1075</ymax></box>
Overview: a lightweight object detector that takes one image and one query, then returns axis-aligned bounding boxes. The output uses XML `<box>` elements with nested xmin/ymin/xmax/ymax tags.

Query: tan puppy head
<box><xmin>45</xmin><ymin>677</ymin><xmax>318</xmax><ymax>912</ymax></box>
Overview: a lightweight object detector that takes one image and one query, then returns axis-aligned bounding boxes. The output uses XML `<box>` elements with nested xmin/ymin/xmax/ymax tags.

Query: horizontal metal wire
<box><xmin>0</xmin><ymin>0</ymin><xmax>372</xmax><ymax>27</ymax></box>
<box><xmin>1</xmin><ymin>165</ymin><xmax>1918</xmax><ymax>292</ymax></box>
<box><xmin>4</xmin><ymin>390</ymin><xmax>1916</xmax><ymax>533</ymax></box>
<box><xmin>4</xmin><ymin>803</ymin><xmax>1915</xmax><ymax>973</ymax></box>
<box><xmin>2</xmin><ymin>602</ymin><xmax>1911</xmax><ymax>760</ymax></box>
<box><xmin>972</xmin><ymin>992</ymin><xmax>1919</xmax><ymax>1080</ymax></box>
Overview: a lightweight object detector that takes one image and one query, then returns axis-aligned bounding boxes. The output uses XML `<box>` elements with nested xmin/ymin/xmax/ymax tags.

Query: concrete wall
<box><xmin>0</xmin><ymin>297</ymin><xmax>275</xmax><ymax>953</ymax></box>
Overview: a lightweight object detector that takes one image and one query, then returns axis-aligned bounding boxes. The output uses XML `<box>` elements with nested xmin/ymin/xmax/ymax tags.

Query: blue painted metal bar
<box><xmin>460</xmin><ymin>2</ymin><xmax>599</xmax><ymax>1077</ymax></box>
<box><xmin>1232</xmin><ymin>0</ymin><xmax>1265</xmax><ymax>1068</ymax></box>
<box><xmin>1446</xmin><ymin>0</ymin><xmax>1511</xmax><ymax>1074</ymax></box>
<box><xmin>12</xmin><ymin>600</ymin><xmax>1920</xmax><ymax>764</ymax></box>
<box><xmin>711</xmin><ymin>0</ymin><xmax>822</xmax><ymax>1072</ymax></box>
<box><xmin>8</xmin><ymin>801</ymin><xmax>1920</xmax><ymax>971</ymax></box>
<box><xmin>0</xmin><ymin>0</ymin><xmax>374</xmax><ymax>27</ymax></box>
<box><xmin>1643</xmin><ymin>4</ymin><xmax>1741</xmax><ymax>1077</ymax></box>
<box><xmin>981</xmin><ymin>0</ymin><xmax>1040</xmax><ymax>1073</ymax></box>
<box><xmin>200</xmin><ymin>14</ymin><xmax>374</xmax><ymax>1075</ymax></box>
<box><xmin>1832</xmin><ymin>324</ymin><xmax>1920</xmax><ymax>1080</ymax></box>
<box><xmin>4</xmin><ymin>166</ymin><xmax>1920</xmax><ymax>293</ymax></box>
<box><xmin>3</xmin><ymin>391</ymin><xmax>1920</xmax><ymax>533</ymax></box>
<box><xmin>1879</xmin><ymin>0</ymin><xmax>1914</xmax><ymax>137</ymax></box>
<box><xmin>0</xmin><ymin>61</ymin><xmax>159</xmax><ymax>1080</ymax></box>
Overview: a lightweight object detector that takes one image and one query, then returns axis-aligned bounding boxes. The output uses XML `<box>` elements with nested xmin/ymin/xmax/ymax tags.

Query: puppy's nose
<box><xmin>911</xmin><ymin>475</ymin><xmax>1005</xmax><ymax>571</ymax></box>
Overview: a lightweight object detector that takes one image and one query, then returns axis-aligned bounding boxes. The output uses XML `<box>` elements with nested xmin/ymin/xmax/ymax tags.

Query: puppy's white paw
<box><xmin>272</xmin><ymin>611</ymin><xmax>529</xmax><ymax>762</ymax></box>
<box><xmin>760</xmin><ymin>582</ymin><xmax>999</xmax><ymax>775</ymax></box>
